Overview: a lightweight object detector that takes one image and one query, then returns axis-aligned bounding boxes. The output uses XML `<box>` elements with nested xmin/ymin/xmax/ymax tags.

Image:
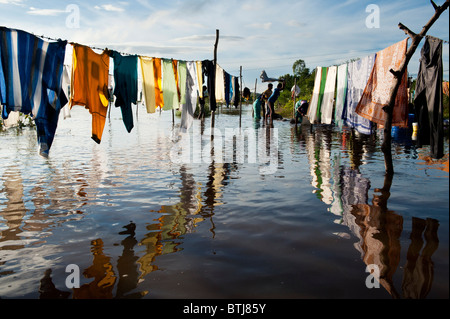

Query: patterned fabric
<box><xmin>356</xmin><ymin>38</ymin><xmax>409</xmax><ymax>127</ymax></box>
<box><xmin>344</xmin><ymin>54</ymin><xmax>376</xmax><ymax>135</ymax></box>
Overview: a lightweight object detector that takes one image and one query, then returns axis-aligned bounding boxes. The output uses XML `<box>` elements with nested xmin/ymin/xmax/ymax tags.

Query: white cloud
<box><xmin>246</xmin><ymin>22</ymin><xmax>272</xmax><ymax>30</ymax></box>
<box><xmin>26</xmin><ymin>7</ymin><xmax>66</xmax><ymax>16</ymax></box>
<box><xmin>95</xmin><ymin>4</ymin><xmax>125</xmax><ymax>12</ymax></box>
<box><xmin>0</xmin><ymin>0</ymin><xmax>24</xmax><ymax>5</ymax></box>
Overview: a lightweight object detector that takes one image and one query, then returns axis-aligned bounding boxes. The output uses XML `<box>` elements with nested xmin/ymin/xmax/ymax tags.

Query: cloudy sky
<box><xmin>1</xmin><ymin>0</ymin><xmax>449</xmax><ymax>92</ymax></box>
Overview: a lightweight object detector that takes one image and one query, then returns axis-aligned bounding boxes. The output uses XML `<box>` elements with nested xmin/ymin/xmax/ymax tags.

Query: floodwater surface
<box><xmin>0</xmin><ymin>105</ymin><xmax>448</xmax><ymax>299</ymax></box>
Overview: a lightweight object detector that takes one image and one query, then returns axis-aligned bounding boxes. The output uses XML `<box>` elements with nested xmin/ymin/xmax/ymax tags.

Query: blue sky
<box><xmin>1</xmin><ymin>0</ymin><xmax>449</xmax><ymax>92</ymax></box>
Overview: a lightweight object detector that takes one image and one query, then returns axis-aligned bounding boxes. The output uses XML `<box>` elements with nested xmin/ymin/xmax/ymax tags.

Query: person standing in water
<box><xmin>267</xmin><ymin>80</ymin><xmax>285</xmax><ymax>124</ymax></box>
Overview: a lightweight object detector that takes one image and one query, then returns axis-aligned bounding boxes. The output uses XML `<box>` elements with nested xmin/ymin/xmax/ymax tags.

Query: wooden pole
<box><xmin>293</xmin><ymin>77</ymin><xmax>297</xmax><ymax>119</ymax></box>
<box><xmin>253</xmin><ymin>78</ymin><xmax>257</xmax><ymax>119</ymax></box>
<box><xmin>239</xmin><ymin>66</ymin><xmax>242</xmax><ymax>127</ymax></box>
<box><xmin>382</xmin><ymin>0</ymin><xmax>449</xmax><ymax>175</ymax></box>
<box><xmin>212</xmin><ymin>29</ymin><xmax>219</xmax><ymax>132</ymax></box>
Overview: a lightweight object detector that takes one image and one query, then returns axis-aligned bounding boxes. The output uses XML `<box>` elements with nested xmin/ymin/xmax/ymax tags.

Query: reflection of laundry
<box><xmin>402</xmin><ymin>217</ymin><xmax>439</xmax><ymax>299</ymax></box>
<box><xmin>72</xmin><ymin>238</ymin><xmax>116</xmax><ymax>299</ymax></box>
<box><xmin>351</xmin><ymin>203</ymin><xmax>403</xmax><ymax>298</ymax></box>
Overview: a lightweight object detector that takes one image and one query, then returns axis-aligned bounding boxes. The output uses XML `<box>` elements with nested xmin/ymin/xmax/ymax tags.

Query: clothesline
<box><xmin>0</xmin><ymin>26</ymin><xmax>243</xmax><ymax>157</ymax></box>
<box><xmin>25</xmin><ymin>28</ymin><xmax>238</xmax><ymax>76</ymax></box>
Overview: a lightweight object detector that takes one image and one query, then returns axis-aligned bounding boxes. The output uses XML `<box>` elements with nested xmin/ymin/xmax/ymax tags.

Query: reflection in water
<box><xmin>64</xmin><ymin>154</ymin><xmax>231</xmax><ymax>298</ymax></box>
<box><xmin>304</xmin><ymin>127</ymin><xmax>441</xmax><ymax>299</ymax></box>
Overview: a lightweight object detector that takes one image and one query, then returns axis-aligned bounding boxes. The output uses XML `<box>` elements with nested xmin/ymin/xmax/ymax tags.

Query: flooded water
<box><xmin>0</xmin><ymin>104</ymin><xmax>448</xmax><ymax>299</ymax></box>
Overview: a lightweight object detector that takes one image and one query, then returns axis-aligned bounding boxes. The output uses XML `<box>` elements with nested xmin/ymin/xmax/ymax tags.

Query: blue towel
<box><xmin>0</xmin><ymin>27</ymin><xmax>67</xmax><ymax>155</ymax></box>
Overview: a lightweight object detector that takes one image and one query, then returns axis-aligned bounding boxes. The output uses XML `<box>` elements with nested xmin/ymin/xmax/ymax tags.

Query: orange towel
<box><xmin>356</xmin><ymin>38</ymin><xmax>409</xmax><ymax>127</ymax></box>
<box><xmin>153</xmin><ymin>58</ymin><xmax>164</xmax><ymax>109</ymax></box>
<box><xmin>70</xmin><ymin>44</ymin><xmax>110</xmax><ymax>143</ymax></box>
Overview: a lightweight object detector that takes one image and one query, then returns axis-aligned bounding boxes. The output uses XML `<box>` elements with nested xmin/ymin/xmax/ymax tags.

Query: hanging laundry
<box><xmin>140</xmin><ymin>57</ymin><xmax>164</xmax><ymax>113</ymax></box>
<box><xmin>173</xmin><ymin>59</ymin><xmax>181</xmax><ymax>105</ymax></box>
<box><xmin>233</xmin><ymin>76</ymin><xmax>240</xmax><ymax>108</ymax></box>
<box><xmin>0</xmin><ymin>27</ymin><xmax>67</xmax><ymax>155</ymax></box>
<box><xmin>162</xmin><ymin>58</ymin><xmax>179</xmax><ymax>110</ymax></box>
<box><xmin>334</xmin><ymin>63</ymin><xmax>348</xmax><ymax>129</ymax></box>
<box><xmin>231</xmin><ymin>76</ymin><xmax>236</xmax><ymax>105</ymax></box>
<box><xmin>307</xmin><ymin>67</ymin><xmax>327</xmax><ymax>123</ymax></box>
<box><xmin>153</xmin><ymin>58</ymin><xmax>164</xmax><ymax>110</ymax></box>
<box><xmin>180</xmin><ymin>61</ymin><xmax>198</xmax><ymax>132</ymax></box>
<box><xmin>224</xmin><ymin>71</ymin><xmax>231</xmax><ymax>106</ymax></box>
<box><xmin>345</xmin><ymin>54</ymin><xmax>376</xmax><ymax>135</ymax></box>
<box><xmin>61</xmin><ymin>65</ymin><xmax>72</xmax><ymax>119</ymax></box>
<box><xmin>321</xmin><ymin>66</ymin><xmax>337</xmax><ymax>125</ymax></box>
<box><xmin>202</xmin><ymin>60</ymin><xmax>216</xmax><ymax>112</ymax></box>
<box><xmin>414</xmin><ymin>36</ymin><xmax>444</xmax><ymax>159</ymax></box>
<box><xmin>140</xmin><ymin>57</ymin><xmax>155</xmax><ymax>113</ymax></box>
<box><xmin>215</xmin><ymin>64</ymin><xmax>225</xmax><ymax>103</ymax></box>
<box><xmin>178</xmin><ymin>60</ymin><xmax>187</xmax><ymax>105</ymax></box>
<box><xmin>111</xmin><ymin>51</ymin><xmax>138</xmax><ymax>133</ymax></box>
<box><xmin>0</xmin><ymin>38</ymin><xmax>5</xmax><ymax>107</ymax></box>
<box><xmin>356</xmin><ymin>38</ymin><xmax>409</xmax><ymax>128</ymax></box>
<box><xmin>195</xmin><ymin>61</ymin><xmax>203</xmax><ymax>99</ymax></box>
<box><xmin>70</xmin><ymin>44</ymin><xmax>110</xmax><ymax>144</ymax></box>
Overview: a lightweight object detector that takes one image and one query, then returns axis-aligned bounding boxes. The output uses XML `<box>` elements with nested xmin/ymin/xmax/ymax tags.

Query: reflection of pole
<box><xmin>239</xmin><ymin>66</ymin><xmax>242</xmax><ymax>127</ymax></box>
<box><xmin>211</xmin><ymin>29</ymin><xmax>219</xmax><ymax>132</ymax></box>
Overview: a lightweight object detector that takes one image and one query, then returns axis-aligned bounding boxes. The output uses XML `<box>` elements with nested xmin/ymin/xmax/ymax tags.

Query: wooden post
<box><xmin>382</xmin><ymin>0</ymin><xmax>449</xmax><ymax>175</ymax></box>
<box><xmin>252</xmin><ymin>78</ymin><xmax>257</xmax><ymax>118</ymax></box>
<box><xmin>239</xmin><ymin>66</ymin><xmax>242</xmax><ymax>127</ymax></box>
<box><xmin>211</xmin><ymin>29</ymin><xmax>219</xmax><ymax>132</ymax></box>
<box><xmin>293</xmin><ymin>77</ymin><xmax>297</xmax><ymax>119</ymax></box>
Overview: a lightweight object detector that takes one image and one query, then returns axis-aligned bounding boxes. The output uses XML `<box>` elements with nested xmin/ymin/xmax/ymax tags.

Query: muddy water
<box><xmin>0</xmin><ymin>105</ymin><xmax>448</xmax><ymax>299</ymax></box>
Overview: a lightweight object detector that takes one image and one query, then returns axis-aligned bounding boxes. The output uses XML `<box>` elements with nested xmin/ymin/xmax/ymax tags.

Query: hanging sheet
<box><xmin>111</xmin><ymin>51</ymin><xmax>138</xmax><ymax>133</ymax></box>
<box><xmin>70</xmin><ymin>44</ymin><xmax>110</xmax><ymax>144</ymax></box>
<box><xmin>334</xmin><ymin>63</ymin><xmax>348</xmax><ymax>129</ymax></box>
<box><xmin>162</xmin><ymin>58</ymin><xmax>179</xmax><ymax>110</ymax></box>
<box><xmin>202</xmin><ymin>60</ymin><xmax>216</xmax><ymax>112</ymax></box>
<box><xmin>321</xmin><ymin>66</ymin><xmax>337</xmax><ymax>125</ymax></box>
<box><xmin>345</xmin><ymin>54</ymin><xmax>376</xmax><ymax>135</ymax></box>
<box><xmin>307</xmin><ymin>67</ymin><xmax>323</xmax><ymax>123</ymax></box>
<box><xmin>195</xmin><ymin>61</ymin><xmax>203</xmax><ymax>99</ymax></box>
<box><xmin>0</xmin><ymin>27</ymin><xmax>67</xmax><ymax>155</ymax></box>
<box><xmin>178</xmin><ymin>60</ymin><xmax>187</xmax><ymax>105</ymax></box>
<box><xmin>356</xmin><ymin>38</ymin><xmax>409</xmax><ymax>127</ymax></box>
<box><xmin>180</xmin><ymin>61</ymin><xmax>198</xmax><ymax>132</ymax></box>
<box><xmin>140</xmin><ymin>57</ymin><xmax>156</xmax><ymax>113</ymax></box>
<box><xmin>215</xmin><ymin>64</ymin><xmax>225</xmax><ymax>103</ymax></box>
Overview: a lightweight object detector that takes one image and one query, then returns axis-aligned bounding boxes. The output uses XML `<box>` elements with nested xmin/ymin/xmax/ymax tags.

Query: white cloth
<box><xmin>180</xmin><ymin>61</ymin><xmax>198</xmax><ymax>132</ymax></box>
<box><xmin>334</xmin><ymin>63</ymin><xmax>348</xmax><ymax>129</ymax></box>
<box><xmin>215</xmin><ymin>64</ymin><xmax>225</xmax><ymax>103</ymax></box>
<box><xmin>321</xmin><ymin>66</ymin><xmax>337</xmax><ymax>125</ymax></box>
<box><xmin>307</xmin><ymin>67</ymin><xmax>323</xmax><ymax>123</ymax></box>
